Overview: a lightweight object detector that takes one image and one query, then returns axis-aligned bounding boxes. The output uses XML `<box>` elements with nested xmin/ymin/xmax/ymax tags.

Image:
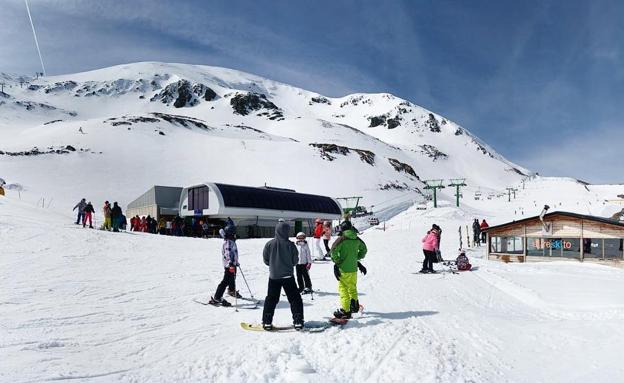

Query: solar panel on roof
<box><xmin>215</xmin><ymin>183</ymin><xmax>341</xmax><ymax>215</ymax></box>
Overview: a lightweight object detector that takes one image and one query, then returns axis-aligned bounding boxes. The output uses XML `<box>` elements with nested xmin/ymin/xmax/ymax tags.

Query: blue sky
<box><xmin>1</xmin><ymin>0</ymin><xmax>623</xmax><ymax>183</ymax></box>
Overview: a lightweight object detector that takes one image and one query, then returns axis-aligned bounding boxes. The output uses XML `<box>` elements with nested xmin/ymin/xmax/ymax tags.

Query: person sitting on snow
<box><xmin>456</xmin><ymin>250</ymin><xmax>472</xmax><ymax>271</ymax></box>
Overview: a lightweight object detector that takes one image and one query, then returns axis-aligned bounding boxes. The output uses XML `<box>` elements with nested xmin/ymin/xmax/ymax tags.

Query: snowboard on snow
<box><xmin>329</xmin><ymin>304</ymin><xmax>364</xmax><ymax>326</ymax></box>
<box><xmin>240</xmin><ymin>321</ymin><xmax>331</xmax><ymax>333</ymax></box>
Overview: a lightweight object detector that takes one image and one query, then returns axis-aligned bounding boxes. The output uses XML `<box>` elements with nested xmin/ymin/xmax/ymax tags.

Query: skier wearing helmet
<box><xmin>295</xmin><ymin>232</ymin><xmax>313</xmax><ymax>294</ymax></box>
<box><xmin>209</xmin><ymin>222</ymin><xmax>239</xmax><ymax>307</ymax></box>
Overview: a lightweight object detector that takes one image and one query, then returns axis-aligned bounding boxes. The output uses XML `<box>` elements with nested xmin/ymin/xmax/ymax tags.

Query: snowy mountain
<box><xmin>1</xmin><ymin>62</ymin><xmax>531</xmax><ymax>212</ymax></box>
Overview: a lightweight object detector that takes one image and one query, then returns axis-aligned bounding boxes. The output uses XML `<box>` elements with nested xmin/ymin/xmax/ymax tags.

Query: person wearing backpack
<box><xmin>262</xmin><ymin>221</ymin><xmax>304</xmax><ymax>331</ymax></box>
<box><xmin>331</xmin><ymin>220</ymin><xmax>367</xmax><ymax>319</ymax></box>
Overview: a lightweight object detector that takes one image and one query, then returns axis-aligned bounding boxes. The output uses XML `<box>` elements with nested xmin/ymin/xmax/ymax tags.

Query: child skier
<box><xmin>209</xmin><ymin>223</ymin><xmax>238</xmax><ymax>307</ymax></box>
<box><xmin>295</xmin><ymin>232</ymin><xmax>313</xmax><ymax>294</ymax></box>
<box><xmin>262</xmin><ymin>221</ymin><xmax>304</xmax><ymax>330</ymax></box>
<box><xmin>331</xmin><ymin>220</ymin><xmax>367</xmax><ymax>319</ymax></box>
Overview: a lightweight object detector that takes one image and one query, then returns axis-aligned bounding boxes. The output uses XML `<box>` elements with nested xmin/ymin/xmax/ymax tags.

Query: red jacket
<box><xmin>480</xmin><ymin>220</ymin><xmax>489</xmax><ymax>229</ymax></box>
<box><xmin>313</xmin><ymin>223</ymin><xmax>323</xmax><ymax>239</ymax></box>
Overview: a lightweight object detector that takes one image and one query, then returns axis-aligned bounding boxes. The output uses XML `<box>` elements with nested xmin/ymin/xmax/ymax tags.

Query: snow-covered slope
<box><xmin>2</xmin><ymin>194</ymin><xmax>624</xmax><ymax>382</ymax></box>
<box><xmin>1</xmin><ymin>62</ymin><xmax>530</xmax><ymax>212</ymax></box>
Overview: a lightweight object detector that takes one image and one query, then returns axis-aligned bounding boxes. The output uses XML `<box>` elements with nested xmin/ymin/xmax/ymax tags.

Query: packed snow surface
<box><xmin>2</xmin><ymin>195</ymin><xmax>624</xmax><ymax>383</ymax></box>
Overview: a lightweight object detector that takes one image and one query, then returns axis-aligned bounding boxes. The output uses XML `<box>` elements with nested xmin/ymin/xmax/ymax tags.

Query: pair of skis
<box><xmin>193</xmin><ymin>296</ymin><xmax>260</xmax><ymax>309</ymax></box>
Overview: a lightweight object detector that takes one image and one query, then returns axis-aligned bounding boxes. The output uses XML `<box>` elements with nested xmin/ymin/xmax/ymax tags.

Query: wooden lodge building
<box><xmin>484</xmin><ymin>211</ymin><xmax>624</xmax><ymax>266</ymax></box>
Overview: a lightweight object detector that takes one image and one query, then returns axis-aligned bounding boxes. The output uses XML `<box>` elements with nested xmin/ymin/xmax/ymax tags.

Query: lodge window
<box><xmin>188</xmin><ymin>186</ymin><xmax>209</xmax><ymax>211</ymax></box>
<box><xmin>491</xmin><ymin>236</ymin><xmax>524</xmax><ymax>254</ymax></box>
<box><xmin>584</xmin><ymin>239</ymin><xmax>624</xmax><ymax>259</ymax></box>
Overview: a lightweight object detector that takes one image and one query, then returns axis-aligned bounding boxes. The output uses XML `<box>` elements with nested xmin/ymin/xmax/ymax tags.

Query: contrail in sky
<box><xmin>24</xmin><ymin>0</ymin><xmax>46</xmax><ymax>76</ymax></box>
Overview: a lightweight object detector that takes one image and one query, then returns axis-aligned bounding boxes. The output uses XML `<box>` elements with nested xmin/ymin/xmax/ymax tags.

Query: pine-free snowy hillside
<box><xmin>0</xmin><ymin>62</ymin><xmax>530</xmax><ymax>211</ymax></box>
<box><xmin>2</xmin><ymin>195</ymin><xmax>624</xmax><ymax>382</ymax></box>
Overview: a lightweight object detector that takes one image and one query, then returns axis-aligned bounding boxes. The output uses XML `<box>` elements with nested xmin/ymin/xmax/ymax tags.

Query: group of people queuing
<box><xmin>208</xmin><ymin>217</ymin><xmax>367</xmax><ymax>330</ymax></box>
<box><xmin>471</xmin><ymin>218</ymin><xmax>490</xmax><ymax>246</ymax></box>
<box><xmin>128</xmin><ymin>215</ymin><xmax>216</xmax><ymax>238</ymax></box>
<box><xmin>73</xmin><ymin>199</ymin><xmax>125</xmax><ymax>232</ymax></box>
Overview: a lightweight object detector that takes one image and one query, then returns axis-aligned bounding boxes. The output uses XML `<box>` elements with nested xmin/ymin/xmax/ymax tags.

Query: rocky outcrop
<box><xmin>230</xmin><ymin>92</ymin><xmax>283</xmax><ymax>120</ymax></box>
<box><xmin>105</xmin><ymin>113</ymin><xmax>210</xmax><ymax>130</ymax></box>
<box><xmin>419</xmin><ymin>144</ymin><xmax>448</xmax><ymax>161</ymax></box>
<box><xmin>0</xmin><ymin>145</ymin><xmax>94</xmax><ymax>156</ymax></box>
<box><xmin>368</xmin><ymin>114</ymin><xmax>401</xmax><ymax>129</ymax></box>
<box><xmin>309</xmin><ymin>96</ymin><xmax>331</xmax><ymax>105</ymax></box>
<box><xmin>424</xmin><ymin>113</ymin><xmax>441</xmax><ymax>133</ymax></box>
<box><xmin>150</xmin><ymin>80</ymin><xmax>217</xmax><ymax>108</ymax></box>
<box><xmin>309</xmin><ymin>143</ymin><xmax>376</xmax><ymax>165</ymax></box>
<box><xmin>388</xmin><ymin>158</ymin><xmax>420</xmax><ymax>180</ymax></box>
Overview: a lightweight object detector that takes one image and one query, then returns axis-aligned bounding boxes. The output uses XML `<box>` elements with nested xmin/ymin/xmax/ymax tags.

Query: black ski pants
<box><xmin>422</xmin><ymin>249</ymin><xmax>436</xmax><ymax>271</ymax></box>
<box><xmin>214</xmin><ymin>268</ymin><xmax>236</xmax><ymax>300</ymax></box>
<box><xmin>323</xmin><ymin>239</ymin><xmax>331</xmax><ymax>255</ymax></box>
<box><xmin>262</xmin><ymin>277</ymin><xmax>304</xmax><ymax>325</ymax></box>
<box><xmin>295</xmin><ymin>264</ymin><xmax>312</xmax><ymax>291</ymax></box>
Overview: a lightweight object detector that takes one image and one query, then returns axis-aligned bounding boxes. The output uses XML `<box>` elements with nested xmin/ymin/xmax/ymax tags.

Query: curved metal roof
<box><xmin>214</xmin><ymin>183</ymin><xmax>341</xmax><ymax>215</ymax></box>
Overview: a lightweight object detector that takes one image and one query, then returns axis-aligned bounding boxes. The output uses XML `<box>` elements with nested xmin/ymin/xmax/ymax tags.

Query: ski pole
<box><xmin>237</xmin><ymin>265</ymin><xmax>256</xmax><ymax>300</ymax></box>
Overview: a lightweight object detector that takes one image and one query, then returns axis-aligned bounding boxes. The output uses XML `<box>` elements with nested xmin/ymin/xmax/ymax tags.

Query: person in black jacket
<box><xmin>83</xmin><ymin>202</ymin><xmax>95</xmax><ymax>228</ymax></box>
<box><xmin>472</xmin><ymin>219</ymin><xmax>481</xmax><ymax>246</ymax></box>
<box><xmin>111</xmin><ymin>202</ymin><xmax>122</xmax><ymax>232</ymax></box>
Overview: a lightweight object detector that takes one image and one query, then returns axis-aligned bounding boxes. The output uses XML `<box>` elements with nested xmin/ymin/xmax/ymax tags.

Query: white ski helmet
<box><xmin>296</xmin><ymin>232</ymin><xmax>306</xmax><ymax>239</ymax></box>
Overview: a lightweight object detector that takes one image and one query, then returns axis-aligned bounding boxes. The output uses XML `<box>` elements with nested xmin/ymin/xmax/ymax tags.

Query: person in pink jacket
<box><xmin>420</xmin><ymin>225</ymin><xmax>440</xmax><ymax>273</ymax></box>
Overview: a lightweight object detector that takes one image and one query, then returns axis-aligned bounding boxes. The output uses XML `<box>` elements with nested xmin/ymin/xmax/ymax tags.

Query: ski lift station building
<box><xmin>126</xmin><ymin>186</ymin><xmax>183</xmax><ymax>220</ymax></box>
<box><xmin>484</xmin><ymin>211</ymin><xmax>624</xmax><ymax>266</ymax></box>
<box><xmin>178</xmin><ymin>182</ymin><xmax>342</xmax><ymax>238</ymax></box>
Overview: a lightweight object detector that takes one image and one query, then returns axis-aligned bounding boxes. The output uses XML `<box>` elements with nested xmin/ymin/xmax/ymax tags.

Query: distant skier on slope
<box><xmin>295</xmin><ymin>232</ymin><xmax>313</xmax><ymax>294</ymax></box>
<box><xmin>102</xmin><ymin>201</ymin><xmax>112</xmax><ymax>231</ymax></box>
<box><xmin>73</xmin><ymin>198</ymin><xmax>87</xmax><ymax>225</ymax></box>
<box><xmin>261</xmin><ymin>221</ymin><xmax>304</xmax><ymax>331</ymax></box>
<box><xmin>83</xmin><ymin>201</ymin><xmax>95</xmax><ymax>228</ymax></box>
<box><xmin>111</xmin><ymin>202</ymin><xmax>122</xmax><ymax>232</ymax></box>
<box><xmin>331</xmin><ymin>220</ymin><xmax>367</xmax><ymax>319</ymax></box>
<box><xmin>209</xmin><ymin>223</ymin><xmax>239</xmax><ymax>307</ymax></box>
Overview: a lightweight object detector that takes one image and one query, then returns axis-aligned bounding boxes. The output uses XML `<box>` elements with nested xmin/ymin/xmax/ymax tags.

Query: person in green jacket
<box><xmin>331</xmin><ymin>220</ymin><xmax>367</xmax><ymax>319</ymax></box>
